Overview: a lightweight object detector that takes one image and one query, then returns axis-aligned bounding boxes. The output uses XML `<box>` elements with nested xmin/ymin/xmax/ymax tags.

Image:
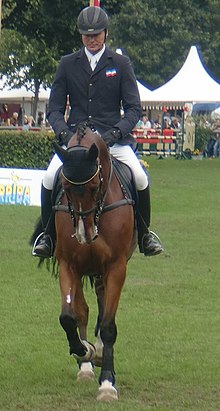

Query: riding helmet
<box><xmin>77</xmin><ymin>6</ymin><xmax>108</xmax><ymax>35</ymax></box>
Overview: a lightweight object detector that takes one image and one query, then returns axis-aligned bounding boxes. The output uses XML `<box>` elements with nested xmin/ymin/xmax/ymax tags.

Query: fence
<box><xmin>133</xmin><ymin>129</ymin><xmax>178</xmax><ymax>157</ymax></box>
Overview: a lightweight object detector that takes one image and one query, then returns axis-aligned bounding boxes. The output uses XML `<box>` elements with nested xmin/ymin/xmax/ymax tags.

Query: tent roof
<box><xmin>148</xmin><ymin>46</ymin><xmax>220</xmax><ymax>105</ymax></box>
<box><xmin>137</xmin><ymin>80</ymin><xmax>152</xmax><ymax>102</ymax></box>
<box><xmin>0</xmin><ymin>78</ymin><xmax>50</xmax><ymax>102</ymax></box>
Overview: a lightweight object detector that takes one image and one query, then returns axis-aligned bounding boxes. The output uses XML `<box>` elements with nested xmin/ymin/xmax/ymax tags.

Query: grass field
<box><xmin>0</xmin><ymin>157</ymin><xmax>220</xmax><ymax>411</ymax></box>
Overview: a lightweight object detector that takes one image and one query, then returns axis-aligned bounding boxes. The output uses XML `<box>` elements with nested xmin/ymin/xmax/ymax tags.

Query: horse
<box><xmin>41</xmin><ymin>123</ymin><xmax>137</xmax><ymax>401</ymax></box>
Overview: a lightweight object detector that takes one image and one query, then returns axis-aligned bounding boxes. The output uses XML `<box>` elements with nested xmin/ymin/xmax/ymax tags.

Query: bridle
<box><xmin>61</xmin><ymin>160</ymin><xmax>113</xmax><ymax>229</ymax></box>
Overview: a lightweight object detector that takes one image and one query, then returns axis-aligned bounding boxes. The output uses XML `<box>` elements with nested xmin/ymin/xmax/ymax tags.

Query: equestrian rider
<box><xmin>33</xmin><ymin>6</ymin><xmax>163</xmax><ymax>258</ymax></box>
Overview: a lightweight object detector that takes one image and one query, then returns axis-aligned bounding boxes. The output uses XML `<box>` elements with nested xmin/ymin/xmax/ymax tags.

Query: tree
<box><xmin>0</xmin><ymin>0</ymin><xmax>88</xmax><ymax>119</ymax></box>
<box><xmin>109</xmin><ymin>0</ymin><xmax>220</xmax><ymax>88</ymax></box>
<box><xmin>1</xmin><ymin>0</ymin><xmax>220</xmax><ymax>107</ymax></box>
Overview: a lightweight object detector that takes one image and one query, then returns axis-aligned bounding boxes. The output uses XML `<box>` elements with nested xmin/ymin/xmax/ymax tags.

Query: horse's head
<box><xmin>55</xmin><ymin>140</ymin><xmax>105</xmax><ymax>245</ymax></box>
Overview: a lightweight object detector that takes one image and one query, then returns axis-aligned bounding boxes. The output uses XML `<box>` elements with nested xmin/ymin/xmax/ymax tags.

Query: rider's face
<box><xmin>82</xmin><ymin>31</ymin><xmax>105</xmax><ymax>54</ymax></box>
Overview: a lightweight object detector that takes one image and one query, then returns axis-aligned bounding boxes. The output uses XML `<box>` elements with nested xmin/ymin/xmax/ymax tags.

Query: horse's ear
<box><xmin>53</xmin><ymin>142</ymin><xmax>69</xmax><ymax>163</ymax></box>
<box><xmin>87</xmin><ymin>143</ymin><xmax>99</xmax><ymax>162</ymax></box>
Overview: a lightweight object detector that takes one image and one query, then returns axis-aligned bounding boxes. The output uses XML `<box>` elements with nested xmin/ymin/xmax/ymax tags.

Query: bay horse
<box><xmin>52</xmin><ymin>123</ymin><xmax>137</xmax><ymax>401</ymax></box>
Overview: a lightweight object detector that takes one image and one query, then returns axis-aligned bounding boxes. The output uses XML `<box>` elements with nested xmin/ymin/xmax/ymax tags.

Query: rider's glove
<box><xmin>102</xmin><ymin>127</ymin><xmax>122</xmax><ymax>146</ymax></box>
<box><xmin>58</xmin><ymin>130</ymin><xmax>73</xmax><ymax>146</ymax></box>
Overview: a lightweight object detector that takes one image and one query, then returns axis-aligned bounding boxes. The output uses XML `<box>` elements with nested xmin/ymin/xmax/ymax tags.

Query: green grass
<box><xmin>0</xmin><ymin>157</ymin><xmax>220</xmax><ymax>410</ymax></box>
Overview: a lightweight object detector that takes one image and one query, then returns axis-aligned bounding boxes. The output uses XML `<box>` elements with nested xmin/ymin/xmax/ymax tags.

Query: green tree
<box><xmin>0</xmin><ymin>0</ymin><xmax>88</xmax><ymax>119</ymax></box>
<box><xmin>1</xmin><ymin>0</ymin><xmax>220</xmax><ymax>99</ymax></box>
<box><xmin>109</xmin><ymin>0</ymin><xmax>220</xmax><ymax>88</ymax></box>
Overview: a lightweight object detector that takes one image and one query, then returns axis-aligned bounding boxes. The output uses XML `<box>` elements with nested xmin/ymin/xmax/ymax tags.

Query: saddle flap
<box><xmin>111</xmin><ymin>157</ymin><xmax>137</xmax><ymax>207</ymax></box>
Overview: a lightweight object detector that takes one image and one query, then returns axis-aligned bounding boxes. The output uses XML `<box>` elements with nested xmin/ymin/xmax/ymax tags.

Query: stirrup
<box><xmin>142</xmin><ymin>230</ymin><xmax>164</xmax><ymax>256</ymax></box>
<box><xmin>149</xmin><ymin>230</ymin><xmax>163</xmax><ymax>245</ymax></box>
<box><xmin>32</xmin><ymin>232</ymin><xmax>53</xmax><ymax>257</ymax></box>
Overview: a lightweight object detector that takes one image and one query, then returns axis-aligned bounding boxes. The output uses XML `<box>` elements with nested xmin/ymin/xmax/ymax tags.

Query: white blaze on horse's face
<box><xmin>75</xmin><ymin>203</ymin><xmax>98</xmax><ymax>245</ymax></box>
<box><xmin>74</xmin><ymin>204</ymin><xmax>85</xmax><ymax>244</ymax></box>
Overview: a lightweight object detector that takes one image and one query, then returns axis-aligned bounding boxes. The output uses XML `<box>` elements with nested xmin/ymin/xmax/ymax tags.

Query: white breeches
<box><xmin>110</xmin><ymin>144</ymin><xmax>148</xmax><ymax>190</ymax></box>
<box><xmin>43</xmin><ymin>143</ymin><xmax>149</xmax><ymax>191</ymax></box>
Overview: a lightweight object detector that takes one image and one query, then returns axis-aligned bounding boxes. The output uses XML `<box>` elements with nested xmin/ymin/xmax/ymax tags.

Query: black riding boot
<box><xmin>137</xmin><ymin>186</ymin><xmax>163</xmax><ymax>256</ymax></box>
<box><xmin>32</xmin><ymin>185</ymin><xmax>54</xmax><ymax>258</ymax></box>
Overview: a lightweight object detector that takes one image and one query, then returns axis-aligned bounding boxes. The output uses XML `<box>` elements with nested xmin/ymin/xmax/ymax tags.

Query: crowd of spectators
<box><xmin>0</xmin><ymin>103</ymin><xmax>45</xmax><ymax>129</ymax></box>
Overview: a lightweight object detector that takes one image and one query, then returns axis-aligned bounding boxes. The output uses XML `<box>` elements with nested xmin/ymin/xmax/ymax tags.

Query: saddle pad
<box><xmin>111</xmin><ymin>157</ymin><xmax>137</xmax><ymax>208</ymax></box>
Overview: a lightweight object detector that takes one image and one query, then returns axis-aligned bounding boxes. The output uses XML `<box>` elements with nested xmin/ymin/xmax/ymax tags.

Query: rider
<box><xmin>33</xmin><ymin>6</ymin><xmax>163</xmax><ymax>258</ymax></box>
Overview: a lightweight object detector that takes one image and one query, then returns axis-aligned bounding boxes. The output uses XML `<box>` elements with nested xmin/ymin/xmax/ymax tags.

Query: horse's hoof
<box><xmin>77</xmin><ymin>362</ymin><xmax>95</xmax><ymax>381</ymax></box>
<box><xmin>97</xmin><ymin>380</ymin><xmax>118</xmax><ymax>402</ymax></box>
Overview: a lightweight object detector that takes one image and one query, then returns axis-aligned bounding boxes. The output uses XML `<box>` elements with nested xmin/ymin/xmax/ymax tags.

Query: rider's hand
<box><xmin>58</xmin><ymin>130</ymin><xmax>73</xmax><ymax>146</ymax></box>
<box><xmin>102</xmin><ymin>128</ymin><xmax>122</xmax><ymax>146</ymax></box>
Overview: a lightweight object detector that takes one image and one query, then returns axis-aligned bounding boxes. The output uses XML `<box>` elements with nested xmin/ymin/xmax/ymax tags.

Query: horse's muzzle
<box><xmin>73</xmin><ymin>222</ymin><xmax>98</xmax><ymax>245</ymax></box>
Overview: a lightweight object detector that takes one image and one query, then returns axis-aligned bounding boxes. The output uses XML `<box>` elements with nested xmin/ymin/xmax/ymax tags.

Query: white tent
<box><xmin>137</xmin><ymin>81</ymin><xmax>152</xmax><ymax>102</ymax></box>
<box><xmin>148</xmin><ymin>46</ymin><xmax>220</xmax><ymax>105</ymax></box>
<box><xmin>116</xmin><ymin>48</ymin><xmax>153</xmax><ymax>103</ymax></box>
<box><xmin>0</xmin><ymin>79</ymin><xmax>50</xmax><ymax>102</ymax></box>
<box><xmin>0</xmin><ymin>77</ymin><xmax>50</xmax><ymax>117</ymax></box>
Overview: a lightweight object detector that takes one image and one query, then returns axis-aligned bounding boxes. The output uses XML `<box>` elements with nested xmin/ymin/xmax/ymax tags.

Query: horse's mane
<box><xmin>75</xmin><ymin>121</ymin><xmax>96</xmax><ymax>145</ymax></box>
<box><xmin>76</xmin><ymin>122</ymin><xmax>87</xmax><ymax>144</ymax></box>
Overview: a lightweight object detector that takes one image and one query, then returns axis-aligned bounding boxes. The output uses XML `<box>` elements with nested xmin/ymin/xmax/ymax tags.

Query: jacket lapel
<box><xmin>77</xmin><ymin>48</ymin><xmax>92</xmax><ymax>75</ymax></box>
<box><xmin>92</xmin><ymin>47</ymin><xmax>113</xmax><ymax>76</ymax></box>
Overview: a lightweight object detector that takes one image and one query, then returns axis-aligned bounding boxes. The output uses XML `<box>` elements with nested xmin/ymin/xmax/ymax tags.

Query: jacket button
<box><xmin>89</xmin><ymin>115</ymin><xmax>92</xmax><ymax>119</ymax></box>
<box><xmin>89</xmin><ymin>99</ymin><xmax>92</xmax><ymax>102</ymax></box>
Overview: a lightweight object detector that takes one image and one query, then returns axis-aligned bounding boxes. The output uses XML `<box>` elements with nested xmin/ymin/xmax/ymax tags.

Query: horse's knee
<box><xmin>100</xmin><ymin>321</ymin><xmax>117</xmax><ymax>345</ymax></box>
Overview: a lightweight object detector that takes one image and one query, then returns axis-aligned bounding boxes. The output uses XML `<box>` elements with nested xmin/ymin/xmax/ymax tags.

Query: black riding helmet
<box><xmin>77</xmin><ymin>6</ymin><xmax>108</xmax><ymax>35</ymax></box>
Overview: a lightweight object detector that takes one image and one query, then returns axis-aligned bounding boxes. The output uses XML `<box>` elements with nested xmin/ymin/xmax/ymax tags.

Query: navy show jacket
<box><xmin>47</xmin><ymin>46</ymin><xmax>141</xmax><ymax>144</ymax></box>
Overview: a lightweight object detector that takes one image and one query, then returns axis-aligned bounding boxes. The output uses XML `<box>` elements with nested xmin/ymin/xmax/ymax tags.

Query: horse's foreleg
<box><xmin>97</xmin><ymin>263</ymin><xmax>126</xmax><ymax>401</ymax></box>
<box><xmin>93</xmin><ymin>276</ymin><xmax>105</xmax><ymax>367</ymax></box>
<box><xmin>59</xmin><ymin>264</ymin><xmax>94</xmax><ymax>362</ymax></box>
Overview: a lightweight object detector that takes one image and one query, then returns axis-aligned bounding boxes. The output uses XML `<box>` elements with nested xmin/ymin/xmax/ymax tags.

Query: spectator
<box><xmin>139</xmin><ymin>115</ymin><xmax>151</xmax><ymax>129</ymax></box>
<box><xmin>18</xmin><ymin>106</ymin><xmax>24</xmax><ymax>126</ymax></box>
<box><xmin>37</xmin><ymin>111</ymin><xmax>44</xmax><ymax>127</ymax></box>
<box><xmin>152</xmin><ymin>117</ymin><xmax>161</xmax><ymax>130</ymax></box>
<box><xmin>163</xmin><ymin>117</ymin><xmax>171</xmax><ymax>130</ymax></box>
<box><xmin>170</xmin><ymin>117</ymin><xmax>180</xmax><ymax>130</ymax></box>
<box><xmin>23</xmin><ymin>115</ymin><xmax>34</xmax><ymax>130</ymax></box>
<box><xmin>204</xmin><ymin>135</ymin><xmax>216</xmax><ymax>158</ymax></box>
<box><xmin>213</xmin><ymin>132</ymin><xmax>220</xmax><ymax>158</ymax></box>
<box><xmin>10</xmin><ymin>112</ymin><xmax>19</xmax><ymax>127</ymax></box>
<box><xmin>0</xmin><ymin>104</ymin><xmax>10</xmax><ymax>126</ymax></box>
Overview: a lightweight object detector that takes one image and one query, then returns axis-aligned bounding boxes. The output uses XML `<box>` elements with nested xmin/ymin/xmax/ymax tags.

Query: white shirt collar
<box><xmin>85</xmin><ymin>44</ymin><xmax>106</xmax><ymax>65</ymax></box>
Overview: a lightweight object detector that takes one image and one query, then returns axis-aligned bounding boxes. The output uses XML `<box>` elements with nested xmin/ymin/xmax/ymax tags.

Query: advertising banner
<box><xmin>0</xmin><ymin>168</ymin><xmax>45</xmax><ymax>206</ymax></box>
